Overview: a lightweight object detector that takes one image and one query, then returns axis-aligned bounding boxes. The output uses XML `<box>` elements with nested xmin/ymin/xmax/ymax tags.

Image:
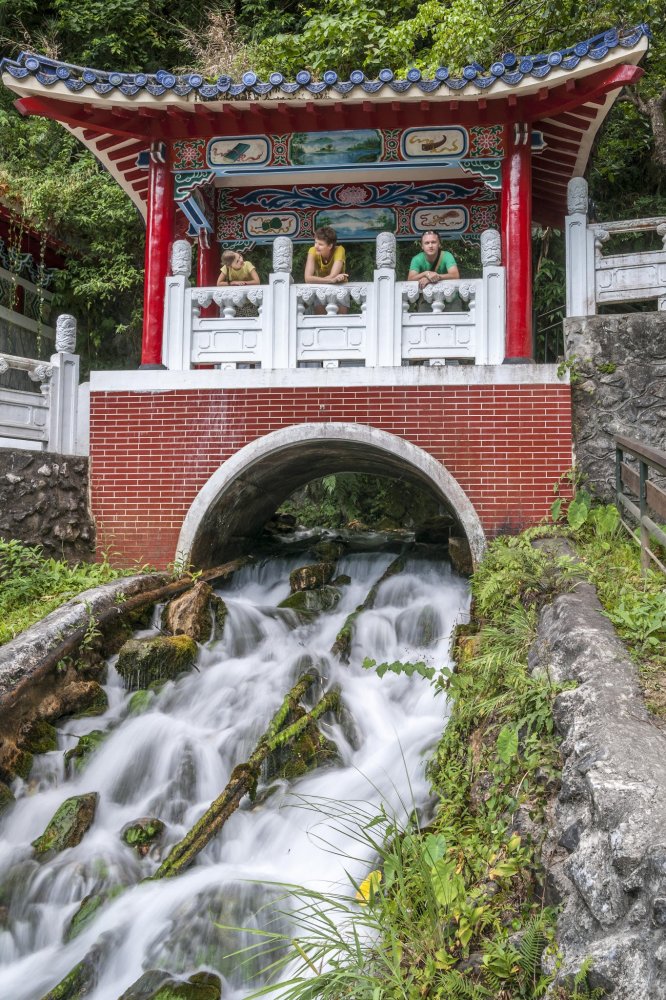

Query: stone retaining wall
<box><xmin>0</xmin><ymin>448</ymin><xmax>95</xmax><ymax>562</ymax></box>
<box><xmin>530</xmin><ymin>578</ymin><xmax>666</xmax><ymax>998</ymax></box>
<box><xmin>564</xmin><ymin>313</ymin><xmax>666</xmax><ymax>499</ymax></box>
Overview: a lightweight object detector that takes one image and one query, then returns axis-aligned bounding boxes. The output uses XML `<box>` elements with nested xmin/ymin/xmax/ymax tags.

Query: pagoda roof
<box><xmin>0</xmin><ymin>24</ymin><xmax>650</xmax><ymax>226</ymax></box>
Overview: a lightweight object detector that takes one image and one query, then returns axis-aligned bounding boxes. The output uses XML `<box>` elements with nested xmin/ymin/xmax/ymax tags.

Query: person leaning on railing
<box><xmin>217</xmin><ymin>250</ymin><xmax>261</xmax><ymax>286</ymax></box>
<box><xmin>407</xmin><ymin>231</ymin><xmax>460</xmax><ymax>289</ymax></box>
<box><xmin>304</xmin><ymin>226</ymin><xmax>349</xmax><ymax>314</ymax></box>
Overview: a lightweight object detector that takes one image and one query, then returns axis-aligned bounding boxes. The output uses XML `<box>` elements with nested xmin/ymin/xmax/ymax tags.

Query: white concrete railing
<box><xmin>0</xmin><ymin>315</ymin><xmax>85</xmax><ymax>454</ymax></box>
<box><xmin>163</xmin><ymin>231</ymin><xmax>505</xmax><ymax>370</ymax></box>
<box><xmin>0</xmin><ymin>265</ymin><xmax>56</xmax><ymax>341</ymax></box>
<box><xmin>566</xmin><ymin>177</ymin><xmax>666</xmax><ymax>316</ymax></box>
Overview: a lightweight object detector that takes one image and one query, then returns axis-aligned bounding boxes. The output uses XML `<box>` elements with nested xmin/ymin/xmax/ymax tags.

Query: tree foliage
<box><xmin>0</xmin><ymin>0</ymin><xmax>664</xmax><ymax>366</ymax></box>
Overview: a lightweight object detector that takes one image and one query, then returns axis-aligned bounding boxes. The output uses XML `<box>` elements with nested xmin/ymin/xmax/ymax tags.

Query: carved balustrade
<box><xmin>566</xmin><ymin>178</ymin><xmax>666</xmax><ymax>316</ymax></box>
<box><xmin>0</xmin><ymin>314</ymin><xmax>84</xmax><ymax>453</ymax></box>
<box><xmin>162</xmin><ymin>230</ymin><xmax>506</xmax><ymax>370</ymax></box>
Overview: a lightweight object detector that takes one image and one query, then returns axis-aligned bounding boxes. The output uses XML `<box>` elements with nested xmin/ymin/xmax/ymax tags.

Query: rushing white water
<box><xmin>0</xmin><ymin>544</ymin><xmax>469</xmax><ymax>999</ymax></box>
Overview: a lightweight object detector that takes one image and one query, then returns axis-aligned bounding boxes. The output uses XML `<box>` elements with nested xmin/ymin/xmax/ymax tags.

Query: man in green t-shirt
<box><xmin>408</xmin><ymin>231</ymin><xmax>460</xmax><ymax>289</ymax></box>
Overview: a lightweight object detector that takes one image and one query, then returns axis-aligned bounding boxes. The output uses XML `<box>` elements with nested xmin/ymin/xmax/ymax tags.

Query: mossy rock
<box><xmin>40</xmin><ymin>939</ymin><xmax>107</xmax><ymax>999</ymax></box>
<box><xmin>312</xmin><ymin>539</ymin><xmax>346</xmax><ymax>561</ymax></box>
<box><xmin>20</xmin><ymin>719</ymin><xmax>58</xmax><ymax>755</ymax></box>
<box><xmin>163</xmin><ymin>582</ymin><xmax>227</xmax><ymax>643</ymax></box>
<box><xmin>332</xmin><ymin>574</ymin><xmax>351</xmax><ymax>587</ymax></box>
<box><xmin>127</xmin><ymin>689</ymin><xmax>155</xmax><ymax>715</ymax></box>
<box><xmin>278</xmin><ymin>586</ymin><xmax>340</xmax><ymax>615</ymax></box>
<box><xmin>0</xmin><ymin>781</ymin><xmax>15</xmax><ymax>815</ymax></box>
<box><xmin>32</xmin><ymin>792</ymin><xmax>98</xmax><ymax>857</ymax></box>
<box><xmin>65</xmin><ymin>886</ymin><xmax>125</xmax><ymax>942</ymax></box>
<box><xmin>64</xmin><ymin>731</ymin><xmax>106</xmax><ymax>776</ymax></box>
<box><xmin>119</xmin><ymin>970</ymin><xmax>221</xmax><ymax>1000</ymax></box>
<box><xmin>396</xmin><ymin>604</ymin><xmax>440</xmax><ymax>647</ymax></box>
<box><xmin>121</xmin><ymin>816</ymin><xmax>165</xmax><ymax>855</ymax></box>
<box><xmin>71</xmin><ymin>682</ymin><xmax>109</xmax><ymax>718</ymax></box>
<box><xmin>289</xmin><ymin>561</ymin><xmax>335</xmax><ymax>592</ymax></box>
<box><xmin>0</xmin><ymin>739</ymin><xmax>33</xmax><ymax>783</ymax></box>
<box><xmin>116</xmin><ymin>635</ymin><xmax>198</xmax><ymax>691</ymax></box>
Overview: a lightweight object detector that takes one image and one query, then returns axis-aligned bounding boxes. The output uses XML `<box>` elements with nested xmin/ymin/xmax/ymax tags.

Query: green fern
<box><xmin>433</xmin><ymin>972</ymin><xmax>492</xmax><ymax>998</ymax></box>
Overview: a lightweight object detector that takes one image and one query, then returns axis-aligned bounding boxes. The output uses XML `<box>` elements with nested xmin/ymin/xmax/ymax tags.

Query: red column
<box><xmin>501</xmin><ymin>125</ymin><xmax>533</xmax><ymax>362</ymax></box>
<box><xmin>197</xmin><ymin>231</ymin><xmax>220</xmax><ymax>319</ymax></box>
<box><xmin>141</xmin><ymin>144</ymin><xmax>175</xmax><ymax>367</ymax></box>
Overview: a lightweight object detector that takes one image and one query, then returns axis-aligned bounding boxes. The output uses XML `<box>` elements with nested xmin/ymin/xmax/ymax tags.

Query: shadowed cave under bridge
<box><xmin>176</xmin><ymin>424</ymin><xmax>486</xmax><ymax>570</ymax></box>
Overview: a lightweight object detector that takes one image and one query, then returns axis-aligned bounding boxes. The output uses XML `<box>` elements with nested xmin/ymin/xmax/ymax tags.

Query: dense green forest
<box><xmin>0</xmin><ymin>0</ymin><xmax>664</xmax><ymax>369</ymax></box>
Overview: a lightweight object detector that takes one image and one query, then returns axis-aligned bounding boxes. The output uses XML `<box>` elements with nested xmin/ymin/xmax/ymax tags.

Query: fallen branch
<box><xmin>152</xmin><ymin>675</ymin><xmax>341</xmax><ymax>878</ymax></box>
<box><xmin>331</xmin><ymin>551</ymin><xmax>409</xmax><ymax>661</ymax></box>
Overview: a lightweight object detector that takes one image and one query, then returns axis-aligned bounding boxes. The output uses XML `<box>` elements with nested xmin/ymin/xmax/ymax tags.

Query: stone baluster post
<box><xmin>163</xmin><ymin>240</ymin><xmax>193</xmax><ymax>370</ymax></box>
<box><xmin>48</xmin><ymin>314</ymin><xmax>80</xmax><ymax>454</ymax></box>
<box><xmin>480</xmin><ymin>229</ymin><xmax>505</xmax><ymax>365</ymax></box>
<box><xmin>268</xmin><ymin>237</ymin><xmax>294</xmax><ymax>369</ymax></box>
<box><xmin>566</xmin><ymin>178</ymin><xmax>597</xmax><ymax>317</ymax></box>
<box><xmin>371</xmin><ymin>232</ymin><xmax>398</xmax><ymax>367</ymax></box>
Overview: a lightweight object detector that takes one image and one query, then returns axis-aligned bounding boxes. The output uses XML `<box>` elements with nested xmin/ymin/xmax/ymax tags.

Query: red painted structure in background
<box><xmin>141</xmin><ymin>150</ymin><xmax>174</xmax><ymax>367</ymax></box>
<box><xmin>502</xmin><ymin>135</ymin><xmax>533</xmax><ymax>361</ymax></box>
<box><xmin>90</xmin><ymin>381</ymin><xmax>572</xmax><ymax>569</ymax></box>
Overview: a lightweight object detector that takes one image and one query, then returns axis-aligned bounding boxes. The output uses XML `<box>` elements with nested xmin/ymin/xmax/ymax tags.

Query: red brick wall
<box><xmin>89</xmin><ymin>384</ymin><xmax>572</xmax><ymax>568</ymax></box>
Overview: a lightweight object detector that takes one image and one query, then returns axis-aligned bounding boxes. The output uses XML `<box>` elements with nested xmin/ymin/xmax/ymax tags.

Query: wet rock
<box><xmin>121</xmin><ymin>816</ymin><xmax>165</xmax><ymax>856</ymax></box>
<box><xmin>64</xmin><ymin>730</ymin><xmax>106</xmax><ymax>776</ymax></box>
<box><xmin>41</xmin><ymin>936</ymin><xmax>111</xmax><ymax>999</ymax></box>
<box><xmin>0</xmin><ymin>780</ymin><xmax>15</xmax><ymax>814</ymax></box>
<box><xmin>37</xmin><ymin>680</ymin><xmax>108</xmax><ymax>722</ymax></box>
<box><xmin>278</xmin><ymin>586</ymin><xmax>340</xmax><ymax>615</ymax></box>
<box><xmin>127</xmin><ymin>689</ymin><xmax>155</xmax><ymax>715</ymax></box>
<box><xmin>312</xmin><ymin>539</ymin><xmax>346</xmax><ymax>562</ymax></box>
<box><xmin>414</xmin><ymin>513</ymin><xmax>454</xmax><ymax>544</ymax></box>
<box><xmin>331</xmin><ymin>574</ymin><xmax>351</xmax><ymax>587</ymax></box>
<box><xmin>163</xmin><ymin>582</ymin><xmax>227</xmax><ymax>643</ymax></box>
<box><xmin>0</xmin><ymin>737</ymin><xmax>33</xmax><ymax>782</ymax></box>
<box><xmin>119</xmin><ymin>971</ymin><xmax>222</xmax><ymax>1000</ymax></box>
<box><xmin>115</xmin><ymin>635</ymin><xmax>198</xmax><ymax>691</ymax></box>
<box><xmin>448</xmin><ymin>535</ymin><xmax>473</xmax><ymax>575</ymax></box>
<box><xmin>19</xmin><ymin>719</ymin><xmax>58</xmax><ymax>754</ymax></box>
<box><xmin>65</xmin><ymin>886</ymin><xmax>125</xmax><ymax>942</ymax></box>
<box><xmin>396</xmin><ymin>604</ymin><xmax>440</xmax><ymax>647</ymax></box>
<box><xmin>289</xmin><ymin>562</ymin><xmax>335</xmax><ymax>592</ymax></box>
<box><xmin>32</xmin><ymin>792</ymin><xmax>98</xmax><ymax>857</ymax></box>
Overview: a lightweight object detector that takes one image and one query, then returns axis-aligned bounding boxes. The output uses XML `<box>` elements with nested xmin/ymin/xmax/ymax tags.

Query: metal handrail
<box><xmin>615</xmin><ymin>435</ymin><xmax>666</xmax><ymax>575</ymax></box>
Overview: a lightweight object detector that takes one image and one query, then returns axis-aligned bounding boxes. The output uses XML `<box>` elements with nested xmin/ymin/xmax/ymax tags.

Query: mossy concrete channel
<box><xmin>0</xmin><ymin>533</ymin><xmax>664</xmax><ymax>997</ymax></box>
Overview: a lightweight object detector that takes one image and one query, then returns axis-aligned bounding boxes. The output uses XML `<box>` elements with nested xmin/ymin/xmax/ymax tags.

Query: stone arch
<box><xmin>176</xmin><ymin>423</ymin><xmax>486</xmax><ymax>569</ymax></box>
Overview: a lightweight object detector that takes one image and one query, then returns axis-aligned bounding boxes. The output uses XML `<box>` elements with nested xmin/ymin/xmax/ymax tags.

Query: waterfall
<box><xmin>0</xmin><ymin>545</ymin><xmax>469</xmax><ymax>999</ymax></box>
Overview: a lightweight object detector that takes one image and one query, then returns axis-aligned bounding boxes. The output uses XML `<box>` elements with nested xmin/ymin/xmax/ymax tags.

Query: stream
<box><xmin>0</xmin><ymin>539</ymin><xmax>470</xmax><ymax>999</ymax></box>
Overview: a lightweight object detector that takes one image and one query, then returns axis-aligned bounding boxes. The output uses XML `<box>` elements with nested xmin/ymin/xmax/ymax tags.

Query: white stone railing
<box><xmin>566</xmin><ymin>177</ymin><xmax>666</xmax><ymax>316</ymax></box>
<box><xmin>0</xmin><ymin>265</ymin><xmax>56</xmax><ymax>340</ymax></box>
<box><xmin>162</xmin><ymin>231</ymin><xmax>506</xmax><ymax>370</ymax></box>
<box><xmin>0</xmin><ymin>315</ymin><xmax>86</xmax><ymax>454</ymax></box>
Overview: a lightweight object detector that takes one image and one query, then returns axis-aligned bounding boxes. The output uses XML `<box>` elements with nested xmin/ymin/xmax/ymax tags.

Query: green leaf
<box><xmin>496</xmin><ymin>725</ymin><xmax>518</xmax><ymax>764</ymax></box>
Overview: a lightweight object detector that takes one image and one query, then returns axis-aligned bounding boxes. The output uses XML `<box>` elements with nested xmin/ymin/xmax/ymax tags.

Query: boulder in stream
<box><xmin>19</xmin><ymin>719</ymin><xmax>58</xmax><ymax>755</ymax></box>
<box><xmin>278</xmin><ymin>585</ymin><xmax>340</xmax><ymax>615</ymax></box>
<box><xmin>32</xmin><ymin>792</ymin><xmax>98</xmax><ymax>857</ymax></box>
<box><xmin>65</xmin><ymin>885</ymin><xmax>125</xmax><ymax>942</ymax></box>
<box><xmin>0</xmin><ymin>780</ymin><xmax>15</xmax><ymax>814</ymax></box>
<box><xmin>0</xmin><ymin>737</ymin><xmax>33</xmax><ymax>782</ymax></box>
<box><xmin>312</xmin><ymin>539</ymin><xmax>346</xmax><ymax>562</ymax></box>
<box><xmin>121</xmin><ymin>816</ymin><xmax>165</xmax><ymax>856</ymax></box>
<box><xmin>37</xmin><ymin>680</ymin><xmax>108</xmax><ymax>722</ymax></box>
<box><xmin>448</xmin><ymin>535</ymin><xmax>473</xmax><ymax>575</ymax></box>
<box><xmin>265</xmin><ymin>706</ymin><xmax>340</xmax><ymax>781</ymax></box>
<box><xmin>163</xmin><ymin>582</ymin><xmax>227</xmax><ymax>643</ymax></box>
<box><xmin>116</xmin><ymin>635</ymin><xmax>198</xmax><ymax>691</ymax></box>
<box><xmin>289</xmin><ymin>561</ymin><xmax>335</xmax><ymax>592</ymax></box>
<box><xmin>64</xmin><ymin>730</ymin><xmax>106</xmax><ymax>776</ymax></box>
<box><xmin>119</xmin><ymin>971</ymin><xmax>222</xmax><ymax>1000</ymax></box>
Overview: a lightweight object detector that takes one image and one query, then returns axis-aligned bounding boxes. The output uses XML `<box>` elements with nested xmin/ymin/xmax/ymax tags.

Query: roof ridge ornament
<box><xmin>1</xmin><ymin>24</ymin><xmax>650</xmax><ymax>100</ymax></box>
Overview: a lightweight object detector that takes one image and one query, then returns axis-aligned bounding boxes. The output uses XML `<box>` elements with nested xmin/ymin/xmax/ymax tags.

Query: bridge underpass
<box><xmin>176</xmin><ymin>423</ymin><xmax>486</xmax><ymax>569</ymax></box>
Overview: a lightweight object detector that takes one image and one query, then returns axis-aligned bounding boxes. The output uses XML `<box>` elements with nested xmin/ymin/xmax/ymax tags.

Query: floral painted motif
<box><xmin>337</xmin><ymin>185</ymin><xmax>373</xmax><ymax>206</ymax></box>
<box><xmin>470</xmin><ymin>203</ymin><xmax>499</xmax><ymax>231</ymax></box>
<box><xmin>469</xmin><ymin>126</ymin><xmax>504</xmax><ymax>158</ymax></box>
<box><xmin>173</xmin><ymin>140</ymin><xmax>206</xmax><ymax>170</ymax></box>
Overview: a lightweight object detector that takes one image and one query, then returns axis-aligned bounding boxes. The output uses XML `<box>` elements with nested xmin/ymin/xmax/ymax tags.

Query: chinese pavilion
<box><xmin>0</xmin><ymin>24</ymin><xmax>649</xmax><ymax>370</ymax></box>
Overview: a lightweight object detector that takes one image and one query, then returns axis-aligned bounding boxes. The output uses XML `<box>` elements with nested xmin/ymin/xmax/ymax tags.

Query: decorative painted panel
<box><xmin>214</xmin><ymin>180</ymin><xmax>498</xmax><ymax>246</ymax></box>
<box><xmin>172</xmin><ymin>125</ymin><xmax>506</xmax><ymax>189</ymax></box>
